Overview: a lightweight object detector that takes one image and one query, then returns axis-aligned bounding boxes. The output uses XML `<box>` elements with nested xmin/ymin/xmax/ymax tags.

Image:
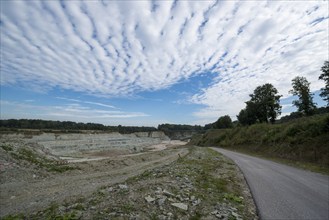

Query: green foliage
<box><xmin>223</xmin><ymin>193</ymin><xmax>243</xmax><ymax>204</ymax></box>
<box><xmin>9</xmin><ymin>147</ymin><xmax>78</xmax><ymax>173</ymax></box>
<box><xmin>319</xmin><ymin>61</ymin><xmax>329</xmax><ymax>105</ymax></box>
<box><xmin>0</xmin><ymin>119</ymin><xmax>157</xmax><ymax>134</ymax></box>
<box><xmin>2</xmin><ymin>214</ymin><xmax>25</xmax><ymax>220</ymax></box>
<box><xmin>191</xmin><ymin>114</ymin><xmax>329</xmax><ymax>166</ymax></box>
<box><xmin>1</xmin><ymin>144</ymin><xmax>13</xmax><ymax>151</ymax></box>
<box><xmin>290</xmin><ymin>76</ymin><xmax>316</xmax><ymax>116</ymax></box>
<box><xmin>158</xmin><ymin>123</ymin><xmax>203</xmax><ymax>132</ymax></box>
<box><xmin>238</xmin><ymin>83</ymin><xmax>282</xmax><ymax>125</ymax></box>
<box><xmin>237</xmin><ymin>108</ymin><xmax>257</xmax><ymax>126</ymax></box>
<box><xmin>189</xmin><ymin>211</ymin><xmax>202</xmax><ymax>220</ymax></box>
<box><xmin>214</xmin><ymin>115</ymin><xmax>233</xmax><ymax>129</ymax></box>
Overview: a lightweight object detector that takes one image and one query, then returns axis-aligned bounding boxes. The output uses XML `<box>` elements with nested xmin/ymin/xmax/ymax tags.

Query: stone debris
<box><xmin>171</xmin><ymin>203</ymin><xmax>188</xmax><ymax>211</ymax></box>
<box><xmin>157</xmin><ymin>196</ymin><xmax>167</xmax><ymax>206</ymax></box>
<box><xmin>118</xmin><ymin>184</ymin><xmax>128</xmax><ymax>190</ymax></box>
<box><xmin>155</xmin><ymin>187</ymin><xmax>162</xmax><ymax>194</ymax></box>
<box><xmin>211</xmin><ymin>203</ymin><xmax>243</xmax><ymax>220</ymax></box>
<box><xmin>192</xmin><ymin>198</ymin><xmax>201</xmax><ymax>206</ymax></box>
<box><xmin>145</xmin><ymin>195</ymin><xmax>156</xmax><ymax>203</ymax></box>
<box><xmin>163</xmin><ymin>189</ymin><xmax>175</xmax><ymax>197</ymax></box>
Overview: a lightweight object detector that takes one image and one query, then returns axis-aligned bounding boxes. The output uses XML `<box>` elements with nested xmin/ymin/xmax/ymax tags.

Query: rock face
<box><xmin>3</xmin><ymin>132</ymin><xmax>170</xmax><ymax>157</ymax></box>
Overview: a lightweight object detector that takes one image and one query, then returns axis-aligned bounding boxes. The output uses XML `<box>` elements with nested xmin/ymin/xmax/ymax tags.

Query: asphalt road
<box><xmin>212</xmin><ymin>148</ymin><xmax>329</xmax><ymax>220</ymax></box>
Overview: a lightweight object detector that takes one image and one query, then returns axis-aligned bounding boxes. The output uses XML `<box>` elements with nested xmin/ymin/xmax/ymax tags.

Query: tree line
<box><xmin>158</xmin><ymin>124</ymin><xmax>203</xmax><ymax>132</ymax></box>
<box><xmin>0</xmin><ymin>119</ymin><xmax>205</xmax><ymax>134</ymax></box>
<box><xmin>209</xmin><ymin>61</ymin><xmax>329</xmax><ymax>128</ymax></box>
<box><xmin>0</xmin><ymin>119</ymin><xmax>157</xmax><ymax>134</ymax></box>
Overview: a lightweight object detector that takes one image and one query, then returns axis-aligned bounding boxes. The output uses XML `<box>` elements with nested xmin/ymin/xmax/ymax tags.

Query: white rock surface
<box><xmin>171</xmin><ymin>203</ymin><xmax>188</xmax><ymax>211</ymax></box>
<box><xmin>145</xmin><ymin>195</ymin><xmax>156</xmax><ymax>203</ymax></box>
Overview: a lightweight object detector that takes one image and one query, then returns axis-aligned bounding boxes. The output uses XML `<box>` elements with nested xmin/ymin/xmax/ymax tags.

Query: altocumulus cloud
<box><xmin>0</xmin><ymin>1</ymin><xmax>328</xmax><ymax>122</ymax></box>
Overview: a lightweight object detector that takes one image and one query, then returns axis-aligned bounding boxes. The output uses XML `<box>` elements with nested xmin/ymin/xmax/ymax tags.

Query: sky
<box><xmin>0</xmin><ymin>0</ymin><xmax>328</xmax><ymax>127</ymax></box>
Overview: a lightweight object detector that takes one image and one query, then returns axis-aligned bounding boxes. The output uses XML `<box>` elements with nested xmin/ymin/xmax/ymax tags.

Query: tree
<box><xmin>237</xmin><ymin>107</ymin><xmax>257</xmax><ymax>125</ymax></box>
<box><xmin>241</xmin><ymin>83</ymin><xmax>282</xmax><ymax>124</ymax></box>
<box><xmin>214</xmin><ymin>115</ymin><xmax>233</xmax><ymax>129</ymax></box>
<box><xmin>319</xmin><ymin>61</ymin><xmax>329</xmax><ymax>105</ymax></box>
<box><xmin>290</xmin><ymin>76</ymin><xmax>316</xmax><ymax>116</ymax></box>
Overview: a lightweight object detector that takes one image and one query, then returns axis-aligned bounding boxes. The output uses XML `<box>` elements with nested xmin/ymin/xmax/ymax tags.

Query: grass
<box><xmin>219</xmin><ymin>147</ymin><xmax>329</xmax><ymax>175</ymax></box>
<box><xmin>8</xmin><ymin>147</ymin><xmax>79</xmax><ymax>173</ymax></box>
<box><xmin>1</xmin><ymin>144</ymin><xmax>13</xmax><ymax>152</ymax></box>
<box><xmin>120</xmin><ymin>203</ymin><xmax>136</xmax><ymax>213</ymax></box>
<box><xmin>1</xmin><ymin>203</ymin><xmax>79</xmax><ymax>220</ymax></box>
<box><xmin>190</xmin><ymin>113</ymin><xmax>329</xmax><ymax>173</ymax></box>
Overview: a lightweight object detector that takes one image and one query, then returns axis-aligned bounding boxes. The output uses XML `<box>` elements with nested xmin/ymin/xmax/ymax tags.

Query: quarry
<box><xmin>0</xmin><ymin>131</ymin><xmax>257</xmax><ymax>219</ymax></box>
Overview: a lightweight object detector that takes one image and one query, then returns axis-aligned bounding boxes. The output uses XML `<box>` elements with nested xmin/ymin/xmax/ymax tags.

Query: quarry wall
<box><xmin>2</xmin><ymin>131</ymin><xmax>170</xmax><ymax>157</ymax></box>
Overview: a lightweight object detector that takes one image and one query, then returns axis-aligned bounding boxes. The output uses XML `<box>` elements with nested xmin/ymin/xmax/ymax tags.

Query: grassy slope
<box><xmin>190</xmin><ymin>114</ymin><xmax>329</xmax><ymax>173</ymax></box>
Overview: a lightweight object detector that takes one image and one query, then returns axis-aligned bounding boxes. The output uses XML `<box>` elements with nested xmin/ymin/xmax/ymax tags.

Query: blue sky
<box><xmin>0</xmin><ymin>1</ymin><xmax>328</xmax><ymax>126</ymax></box>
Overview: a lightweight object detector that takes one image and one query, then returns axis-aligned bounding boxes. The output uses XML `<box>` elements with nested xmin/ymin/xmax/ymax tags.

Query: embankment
<box><xmin>190</xmin><ymin>114</ymin><xmax>329</xmax><ymax>167</ymax></box>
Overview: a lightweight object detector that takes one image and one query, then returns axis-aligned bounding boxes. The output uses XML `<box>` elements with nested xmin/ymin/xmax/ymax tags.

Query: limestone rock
<box><xmin>118</xmin><ymin>184</ymin><xmax>128</xmax><ymax>190</ymax></box>
<box><xmin>163</xmin><ymin>190</ymin><xmax>175</xmax><ymax>197</ymax></box>
<box><xmin>171</xmin><ymin>203</ymin><xmax>188</xmax><ymax>211</ymax></box>
<box><xmin>157</xmin><ymin>196</ymin><xmax>167</xmax><ymax>206</ymax></box>
<box><xmin>145</xmin><ymin>195</ymin><xmax>156</xmax><ymax>203</ymax></box>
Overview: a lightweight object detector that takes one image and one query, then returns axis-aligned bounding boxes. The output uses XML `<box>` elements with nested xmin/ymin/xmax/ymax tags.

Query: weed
<box><xmin>120</xmin><ymin>203</ymin><xmax>135</xmax><ymax>213</ymax></box>
<box><xmin>9</xmin><ymin>147</ymin><xmax>79</xmax><ymax>173</ymax></box>
<box><xmin>1</xmin><ymin>144</ymin><xmax>13</xmax><ymax>152</ymax></box>
<box><xmin>72</xmin><ymin>203</ymin><xmax>85</xmax><ymax>211</ymax></box>
<box><xmin>189</xmin><ymin>211</ymin><xmax>202</xmax><ymax>220</ymax></box>
<box><xmin>2</xmin><ymin>214</ymin><xmax>25</xmax><ymax>220</ymax></box>
<box><xmin>149</xmin><ymin>212</ymin><xmax>159</xmax><ymax>220</ymax></box>
<box><xmin>224</xmin><ymin>193</ymin><xmax>243</xmax><ymax>204</ymax></box>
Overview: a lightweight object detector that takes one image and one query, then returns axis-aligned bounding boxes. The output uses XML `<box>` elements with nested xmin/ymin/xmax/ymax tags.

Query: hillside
<box><xmin>190</xmin><ymin>114</ymin><xmax>329</xmax><ymax>168</ymax></box>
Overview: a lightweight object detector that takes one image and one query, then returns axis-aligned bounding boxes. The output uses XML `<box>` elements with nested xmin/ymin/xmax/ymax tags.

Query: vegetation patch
<box><xmin>190</xmin><ymin>114</ymin><xmax>329</xmax><ymax>173</ymax></box>
<box><xmin>3</xmin><ymin>144</ymin><xmax>79</xmax><ymax>173</ymax></box>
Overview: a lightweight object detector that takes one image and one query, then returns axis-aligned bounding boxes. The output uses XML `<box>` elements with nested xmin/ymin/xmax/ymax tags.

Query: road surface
<box><xmin>212</xmin><ymin>147</ymin><xmax>329</xmax><ymax>220</ymax></box>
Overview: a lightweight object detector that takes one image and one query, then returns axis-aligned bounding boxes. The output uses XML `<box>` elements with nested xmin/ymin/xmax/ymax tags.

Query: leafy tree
<box><xmin>238</xmin><ymin>83</ymin><xmax>282</xmax><ymax>124</ymax></box>
<box><xmin>290</xmin><ymin>76</ymin><xmax>316</xmax><ymax>116</ymax></box>
<box><xmin>237</xmin><ymin>108</ymin><xmax>257</xmax><ymax>126</ymax></box>
<box><xmin>214</xmin><ymin>115</ymin><xmax>233</xmax><ymax>129</ymax></box>
<box><xmin>319</xmin><ymin>61</ymin><xmax>329</xmax><ymax>105</ymax></box>
<box><xmin>204</xmin><ymin>123</ymin><xmax>214</xmax><ymax>130</ymax></box>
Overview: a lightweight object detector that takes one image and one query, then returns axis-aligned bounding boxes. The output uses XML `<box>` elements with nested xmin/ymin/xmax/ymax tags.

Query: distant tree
<box><xmin>319</xmin><ymin>61</ymin><xmax>329</xmax><ymax>105</ymax></box>
<box><xmin>239</xmin><ymin>83</ymin><xmax>282</xmax><ymax>124</ymax></box>
<box><xmin>290</xmin><ymin>76</ymin><xmax>316</xmax><ymax>116</ymax></box>
<box><xmin>237</xmin><ymin>108</ymin><xmax>257</xmax><ymax>126</ymax></box>
<box><xmin>204</xmin><ymin>123</ymin><xmax>214</xmax><ymax>130</ymax></box>
<box><xmin>214</xmin><ymin>115</ymin><xmax>233</xmax><ymax>129</ymax></box>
